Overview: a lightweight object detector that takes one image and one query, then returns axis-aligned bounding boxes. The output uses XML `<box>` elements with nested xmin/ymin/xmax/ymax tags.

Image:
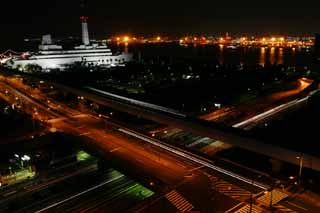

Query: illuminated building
<box><xmin>6</xmin><ymin>16</ymin><xmax>132</xmax><ymax>71</ymax></box>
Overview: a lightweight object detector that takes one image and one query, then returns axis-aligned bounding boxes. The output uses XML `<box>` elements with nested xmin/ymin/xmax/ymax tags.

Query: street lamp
<box><xmin>249</xmin><ymin>175</ymin><xmax>262</xmax><ymax>213</ymax></box>
<box><xmin>297</xmin><ymin>155</ymin><xmax>304</xmax><ymax>185</ymax></box>
<box><xmin>32</xmin><ymin>111</ymin><xmax>38</xmax><ymax>131</ymax></box>
<box><xmin>20</xmin><ymin>155</ymin><xmax>31</xmax><ymax>168</ymax></box>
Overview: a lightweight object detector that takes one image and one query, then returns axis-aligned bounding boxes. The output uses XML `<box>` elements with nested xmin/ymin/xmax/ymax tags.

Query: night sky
<box><xmin>0</xmin><ymin>0</ymin><xmax>320</xmax><ymax>46</ymax></box>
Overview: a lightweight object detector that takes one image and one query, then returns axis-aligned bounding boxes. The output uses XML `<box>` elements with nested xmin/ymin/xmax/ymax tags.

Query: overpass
<box><xmin>1</xmin><ymin>70</ymin><xmax>320</xmax><ymax>171</ymax></box>
<box><xmin>51</xmin><ymin>81</ymin><xmax>320</xmax><ymax>171</ymax></box>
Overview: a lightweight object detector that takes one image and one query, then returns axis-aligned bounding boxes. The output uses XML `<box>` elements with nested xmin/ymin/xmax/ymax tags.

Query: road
<box><xmin>82</xmin><ymin>84</ymin><xmax>320</xmax><ymax>171</ymax></box>
<box><xmin>42</xmin><ymin>76</ymin><xmax>320</xmax><ymax>171</ymax></box>
<box><xmin>2</xmin><ymin>72</ymin><xmax>319</xmax><ymax>170</ymax></box>
<box><xmin>232</xmin><ymin>96</ymin><xmax>310</xmax><ymax>130</ymax></box>
<box><xmin>0</xmin><ymin>74</ymin><xmax>266</xmax><ymax>212</ymax></box>
<box><xmin>1</xmin><ymin>73</ymin><xmax>317</xmax><ymax>212</ymax></box>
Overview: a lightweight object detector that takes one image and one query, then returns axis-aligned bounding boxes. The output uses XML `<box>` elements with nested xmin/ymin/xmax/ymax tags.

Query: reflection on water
<box><xmin>219</xmin><ymin>44</ymin><xmax>224</xmax><ymax>64</ymax></box>
<box><xmin>219</xmin><ymin>46</ymin><xmax>293</xmax><ymax>66</ymax></box>
<box><xmin>270</xmin><ymin>47</ymin><xmax>276</xmax><ymax>65</ymax></box>
<box><xmin>259</xmin><ymin>47</ymin><xmax>266</xmax><ymax>66</ymax></box>
<box><xmin>128</xmin><ymin>44</ymin><xmax>311</xmax><ymax>67</ymax></box>
<box><xmin>278</xmin><ymin>48</ymin><xmax>284</xmax><ymax>65</ymax></box>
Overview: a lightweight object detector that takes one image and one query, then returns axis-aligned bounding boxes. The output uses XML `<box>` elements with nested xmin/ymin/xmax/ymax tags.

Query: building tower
<box><xmin>80</xmin><ymin>16</ymin><xmax>90</xmax><ymax>45</ymax></box>
<box><xmin>80</xmin><ymin>0</ymin><xmax>90</xmax><ymax>46</ymax></box>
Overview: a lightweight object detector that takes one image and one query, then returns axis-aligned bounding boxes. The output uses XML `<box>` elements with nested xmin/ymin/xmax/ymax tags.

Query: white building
<box><xmin>6</xmin><ymin>16</ymin><xmax>132</xmax><ymax>71</ymax></box>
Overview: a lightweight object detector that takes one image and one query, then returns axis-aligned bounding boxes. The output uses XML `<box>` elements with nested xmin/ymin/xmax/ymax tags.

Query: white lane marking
<box><xmin>118</xmin><ymin>128</ymin><xmax>269</xmax><ymax>190</ymax></box>
<box><xmin>233</xmin><ymin>97</ymin><xmax>308</xmax><ymax>128</ymax></box>
<box><xmin>86</xmin><ymin>87</ymin><xmax>186</xmax><ymax>118</ymax></box>
<box><xmin>34</xmin><ymin>175</ymin><xmax>124</xmax><ymax>213</ymax></box>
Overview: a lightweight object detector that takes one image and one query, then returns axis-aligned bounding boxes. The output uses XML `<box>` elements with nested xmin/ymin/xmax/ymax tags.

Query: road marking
<box><xmin>257</xmin><ymin>190</ymin><xmax>288</xmax><ymax>206</ymax></box>
<box><xmin>224</xmin><ymin>202</ymin><xmax>244</xmax><ymax>213</ymax></box>
<box><xmin>34</xmin><ymin>175</ymin><xmax>124</xmax><ymax>213</ymax></box>
<box><xmin>110</xmin><ymin>147</ymin><xmax>121</xmax><ymax>153</ymax></box>
<box><xmin>79</xmin><ymin>132</ymin><xmax>91</xmax><ymax>136</ymax></box>
<box><xmin>118</xmin><ymin>128</ymin><xmax>269</xmax><ymax>190</ymax></box>
<box><xmin>273</xmin><ymin>203</ymin><xmax>298</xmax><ymax>212</ymax></box>
<box><xmin>2</xmin><ymin>190</ymin><xmax>17</xmax><ymax>197</ymax></box>
<box><xmin>286</xmin><ymin>201</ymin><xmax>308</xmax><ymax>211</ymax></box>
<box><xmin>165</xmin><ymin>190</ymin><xmax>194</xmax><ymax>212</ymax></box>
<box><xmin>189</xmin><ymin>165</ymin><xmax>204</xmax><ymax>172</ymax></box>
<box><xmin>209</xmin><ymin>175</ymin><xmax>252</xmax><ymax>202</ymax></box>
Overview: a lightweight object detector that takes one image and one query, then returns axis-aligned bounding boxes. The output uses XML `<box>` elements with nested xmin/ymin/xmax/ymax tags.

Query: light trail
<box><xmin>85</xmin><ymin>87</ymin><xmax>186</xmax><ymax>118</ymax></box>
<box><xmin>232</xmin><ymin>96</ymin><xmax>309</xmax><ymax>129</ymax></box>
<box><xmin>118</xmin><ymin>128</ymin><xmax>269</xmax><ymax>190</ymax></box>
<box><xmin>34</xmin><ymin>174</ymin><xmax>124</xmax><ymax>213</ymax></box>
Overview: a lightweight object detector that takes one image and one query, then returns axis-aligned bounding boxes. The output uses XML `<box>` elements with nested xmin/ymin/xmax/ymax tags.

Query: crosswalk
<box><xmin>165</xmin><ymin>190</ymin><xmax>194</xmax><ymax>212</ymax></box>
<box><xmin>257</xmin><ymin>190</ymin><xmax>288</xmax><ymax>206</ymax></box>
<box><xmin>209</xmin><ymin>175</ymin><xmax>252</xmax><ymax>202</ymax></box>
<box><xmin>233</xmin><ymin>204</ymin><xmax>263</xmax><ymax>213</ymax></box>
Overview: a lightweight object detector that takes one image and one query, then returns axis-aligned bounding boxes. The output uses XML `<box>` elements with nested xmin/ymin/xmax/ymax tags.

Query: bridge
<box><xmin>1</xmin><ymin>70</ymin><xmax>320</xmax><ymax>171</ymax></box>
<box><xmin>38</xmin><ymin>78</ymin><xmax>320</xmax><ymax>171</ymax></box>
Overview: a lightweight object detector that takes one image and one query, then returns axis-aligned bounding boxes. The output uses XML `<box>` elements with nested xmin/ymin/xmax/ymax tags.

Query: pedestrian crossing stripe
<box><xmin>210</xmin><ymin>176</ymin><xmax>252</xmax><ymax>202</ymax></box>
<box><xmin>257</xmin><ymin>190</ymin><xmax>288</xmax><ymax>206</ymax></box>
<box><xmin>165</xmin><ymin>190</ymin><xmax>194</xmax><ymax>212</ymax></box>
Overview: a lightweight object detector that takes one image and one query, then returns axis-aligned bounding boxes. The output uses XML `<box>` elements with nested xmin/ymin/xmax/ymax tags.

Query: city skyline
<box><xmin>2</xmin><ymin>1</ymin><xmax>320</xmax><ymax>212</ymax></box>
<box><xmin>1</xmin><ymin>0</ymin><xmax>320</xmax><ymax>44</ymax></box>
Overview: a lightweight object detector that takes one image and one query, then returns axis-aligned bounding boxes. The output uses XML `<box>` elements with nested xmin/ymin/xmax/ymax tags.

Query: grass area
<box><xmin>1</xmin><ymin>167</ymin><xmax>35</xmax><ymax>186</ymax></box>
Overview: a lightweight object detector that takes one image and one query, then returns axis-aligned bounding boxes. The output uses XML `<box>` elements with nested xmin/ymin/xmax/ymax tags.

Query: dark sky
<box><xmin>0</xmin><ymin>0</ymin><xmax>320</xmax><ymax>45</ymax></box>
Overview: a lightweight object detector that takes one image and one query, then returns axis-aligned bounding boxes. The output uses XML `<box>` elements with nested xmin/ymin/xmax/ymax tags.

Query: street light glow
<box><xmin>21</xmin><ymin>155</ymin><xmax>31</xmax><ymax>161</ymax></box>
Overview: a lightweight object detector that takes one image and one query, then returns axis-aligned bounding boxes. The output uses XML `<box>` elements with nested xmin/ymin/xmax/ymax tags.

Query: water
<box><xmin>127</xmin><ymin>43</ymin><xmax>313</xmax><ymax>68</ymax></box>
<box><xmin>1</xmin><ymin>42</ymin><xmax>313</xmax><ymax>68</ymax></box>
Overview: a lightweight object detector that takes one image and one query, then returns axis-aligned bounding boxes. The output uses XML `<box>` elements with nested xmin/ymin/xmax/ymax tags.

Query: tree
<box><xmin>24</xmin><ymin>64</ymin><xmax>42</xmax><ymax>73</ymax></box>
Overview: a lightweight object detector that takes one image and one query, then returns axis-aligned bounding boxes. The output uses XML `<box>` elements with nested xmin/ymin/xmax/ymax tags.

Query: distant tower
<box><xmin>80</xmin><ymin>0</ymin><xmax>90</xmax><ymax>45</ymax></box>
<box><xmin>80</xmin><ymin>16</ymin><xmax>90</xmax><ymax>45</ymax></box>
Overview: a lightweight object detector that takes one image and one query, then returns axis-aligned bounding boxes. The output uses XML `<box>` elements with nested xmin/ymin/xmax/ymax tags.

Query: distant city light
<box><xmin>123</xmin><ymin>36</ymin><xmax>129</xmax><ymax>42</ymax></box>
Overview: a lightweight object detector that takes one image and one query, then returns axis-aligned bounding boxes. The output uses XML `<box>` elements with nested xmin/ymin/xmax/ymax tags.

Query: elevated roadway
<box><xmin>52</xmin><ymin>82</ymin><xmax>320</xmax><ymax>171</ymax></box>
<box><xmin>1</xmin><ymin>71</ymin><xmax>320</xmax><ymax>171</ymax></box>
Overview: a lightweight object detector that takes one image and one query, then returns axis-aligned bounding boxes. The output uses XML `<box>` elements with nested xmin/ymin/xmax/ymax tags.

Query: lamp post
<box><xmin>21</xmin><ymin>155</ymin><xmax>31</xmax><ymax>169</ymax></box>
<box><xmin>99</xmin><ymin>114</ymin><xmax>110</xmax><ymax>130</ymax></box>
<box><xmin>269</xmin><ymin>188</ymin><xmax>273</xmax><ymax>210</ymax></box>
<box><xmin>297</xmin><ymin>154</ymin><xmax>304</xmax><ymax>185</ymax></box>
<box><xmin>249</xmin><ymin>175</ymin><xmax>262</xmax><ymax>213</ymax></box>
